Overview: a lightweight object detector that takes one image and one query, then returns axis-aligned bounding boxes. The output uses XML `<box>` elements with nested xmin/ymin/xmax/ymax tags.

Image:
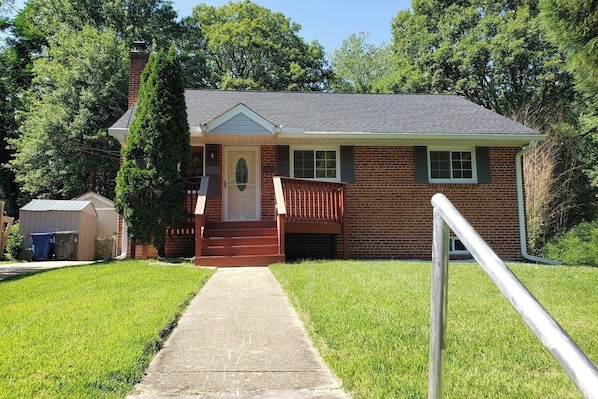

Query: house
<box><xmin>108</xmin><ymin>43</ymin><xmax>545</xmax><ymax>266</ymax></box>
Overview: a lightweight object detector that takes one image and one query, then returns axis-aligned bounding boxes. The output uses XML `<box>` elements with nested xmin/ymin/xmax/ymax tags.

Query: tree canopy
<box><xmin>330</xmin><ymin>32</ymin><xmax>393</xmax><ymax>93</ymax></box>
<box><xmin>188</xmin><ymin>0</ymin><xmax>330</xmax><ymax>90</ymax></box>
<box><xmin>9</xmin><ymin>26</ymin><xmax>127</xmax><ymax>200</ymax></box>
<box><xmin>114</xmin><ymin>46</ymin><xmax>190</xmax><ymax>251</ymax></box>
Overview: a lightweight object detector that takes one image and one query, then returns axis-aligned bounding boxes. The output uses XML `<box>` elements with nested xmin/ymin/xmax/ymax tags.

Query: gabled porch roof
<box><xmin>109</xmin><ymin>90</ymin><xmax>544</xmax><ymax>147</ymax></box>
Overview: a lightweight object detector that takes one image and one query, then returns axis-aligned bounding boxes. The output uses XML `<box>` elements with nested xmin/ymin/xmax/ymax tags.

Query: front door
<box><xmin>224</xmin><ymin>147</ymin><xmax>260</xmax><ymax>221</ymax></box>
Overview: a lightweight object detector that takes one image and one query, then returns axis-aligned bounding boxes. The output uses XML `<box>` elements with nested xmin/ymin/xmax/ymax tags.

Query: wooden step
<box><xmin>194</xmin><ymin>254</ymin><xmax>285</xmax><ymax>267</ymax></box>
<box><xmin>197</xmin><ymin>220</ymin><xmax>283</xmax><ymax>267</ymax></box>
<box><xmin>202</xmin><ymin>236</ymin><xmax>278</xmax><ymax>247</ymax></box>
<box><xmin>202</xmin><ymin>244</ymin><xmax>279</xmax><ymax>256</ymax></box>
<box><xmin>205</xmin><ymin>228</ymin><xmax>277</xmax><ymax>238</ymax></box>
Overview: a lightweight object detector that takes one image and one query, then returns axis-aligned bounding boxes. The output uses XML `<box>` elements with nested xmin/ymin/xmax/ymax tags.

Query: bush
<box><xmin>542</xmin><ymin>220</ymin><xmax>598</xmax><ymax>266</ymax></box>
<box><xmin>5</xmin><ymin>223</ymin><xmax>24</xmax><ymax>260</ymax></box>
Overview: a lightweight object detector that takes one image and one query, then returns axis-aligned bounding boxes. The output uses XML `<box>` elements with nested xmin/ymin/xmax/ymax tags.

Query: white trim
<box><xmin>223</xmin><ymin>146</ymin><xmax>261</xmax><ymax>221</ymax></box>
<box><xmin>290</xmin><ymin>146</ymin><xmax>341</xmax><ymax>182</ymax></box>
<box><xmin>428</xmin><ymin>147</ymin><xmax>477</xmax><ymax>184</ymax></box>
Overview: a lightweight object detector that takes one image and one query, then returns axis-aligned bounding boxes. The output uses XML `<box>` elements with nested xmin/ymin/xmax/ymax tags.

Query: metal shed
<box><xmin>19</xmin><ymin>199</ymin><xmax>98</xmax><ymax>261</ymax></box>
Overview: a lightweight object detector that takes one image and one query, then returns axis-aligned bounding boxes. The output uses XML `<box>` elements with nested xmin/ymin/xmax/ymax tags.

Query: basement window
<box><xmin>450</xmin><ymin>237</ymin><xmax>469</xmax><ymax>255</ymax></box>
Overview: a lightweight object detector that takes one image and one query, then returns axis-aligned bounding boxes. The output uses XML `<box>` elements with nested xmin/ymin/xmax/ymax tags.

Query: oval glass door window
<box><xmin>236</xmin><ymin>157</ymin><xmax>248</xmax><ymax>191</ymax></box>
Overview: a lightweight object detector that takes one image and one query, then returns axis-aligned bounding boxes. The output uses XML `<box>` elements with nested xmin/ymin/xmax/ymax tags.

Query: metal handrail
<box><xmin>429</xmin><ymin>193</ymin><xmax>598</xmax><ymax>399</ymax></box>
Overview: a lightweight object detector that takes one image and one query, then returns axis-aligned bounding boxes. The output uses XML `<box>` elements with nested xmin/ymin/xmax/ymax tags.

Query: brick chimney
<box><xmin>128</xmin><ymin>40</ymin><xmax>149</xmax><ymax>108</ymax></box>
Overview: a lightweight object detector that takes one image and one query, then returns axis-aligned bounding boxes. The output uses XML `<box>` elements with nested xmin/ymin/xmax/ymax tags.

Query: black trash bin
<box><xmin>54</xmin><ymin>231</ymin><xmax>78</xmax><ymax>260</ymax></box>
<box><xmin>30</xmin><ymin>233</ymin><xmax>54</xmax><ymax>261</ymax></box>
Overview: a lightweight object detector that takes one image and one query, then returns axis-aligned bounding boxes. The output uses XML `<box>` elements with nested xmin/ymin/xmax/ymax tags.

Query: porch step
<box><xmin>195</xmin><ymin>221</ymin><xmax>284</xmax><ymax>267</ymax></box>
<box><xmin>195</xmin><ymin>254</ymin><xmax>286</xmax><ymax>267</ymax></box>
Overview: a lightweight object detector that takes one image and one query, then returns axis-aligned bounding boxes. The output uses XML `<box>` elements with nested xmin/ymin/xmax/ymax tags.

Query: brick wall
<box><xmin>342</xmin><ymin>146</ymin><xmax>521</xmax><ymax>260</ymax></box>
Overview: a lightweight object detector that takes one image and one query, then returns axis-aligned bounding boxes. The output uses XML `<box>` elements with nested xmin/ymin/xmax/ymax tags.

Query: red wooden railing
<box><xmin>165</xmin><ymin>178</ymin><xmax>203</xmax><ymax>236</ymax></box>
<box><xmin>273</xmin><ymin>177</ymin><xmax>348</xmax><ymax>259</ymax></box>
<box><xmin>280</xmin><ymin>177</ymin><xmax>347</xmax><ymax>225</ymax></box>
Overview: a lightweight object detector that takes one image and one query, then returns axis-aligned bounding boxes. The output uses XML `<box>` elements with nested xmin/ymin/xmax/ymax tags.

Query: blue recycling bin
<box><xmin>30</xmin><ymin>233</ymin><xmax>54</xmax><ymax>261</ymax></box>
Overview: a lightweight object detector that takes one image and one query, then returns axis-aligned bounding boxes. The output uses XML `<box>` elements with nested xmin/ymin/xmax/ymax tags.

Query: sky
<box><xmin>170</xmin><ymin>0</ymin><xmax>412</xmax><ymax>54</ymax></box>
<box><xmin>8</xmin><ymin>0</ymin><xmax>412</xmax><ymax>54</ymax></box>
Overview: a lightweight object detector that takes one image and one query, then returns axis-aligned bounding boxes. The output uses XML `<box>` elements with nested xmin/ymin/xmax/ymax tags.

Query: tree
<box><xmin>330</xmin><ymin>32</ymin><xmax>393</xmax><ymax>93</ymax></box>
<box><xmin>539</xmin><ymin>0</ymin><xmax>598</xmax><ymax>110</ymax></box>
<box><xmin>188</xmin><ymin>0</ymin><xmax>330</xmax><ymax>90</ymax></box>
<box><xmin>114</xmin><ymin>46</ymin><xmax>190</xmax><ymax>253</ymax></box>
<box><xmin>10</xmin><ymin>26</ymin><xmax>126</xmax><ymax>200</ymax></box>
<box><xmin>0</xmin><ymin>1</ymin><xmax>46</xmax><ymax>215</ymax></box>
<box><xmin>19</xmin><ymin>0</ymin><xmax>181</xmax><ymax>49</ymax></box>
<box><xmin>539</xmin><ymin>0</ymin><xmax>598</xmax><ymax>185</ymax></box>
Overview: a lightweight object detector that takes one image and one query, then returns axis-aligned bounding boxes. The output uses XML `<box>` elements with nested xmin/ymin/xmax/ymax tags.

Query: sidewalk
<box><xmin>126</xmin><ymin>267</ymin><xmax>350</xmax><ymax>399</ymax></box>
<box><xmin>0</xmin><ymin>260</ymin><xmax>94</xmax><ymax>281</ymax></box>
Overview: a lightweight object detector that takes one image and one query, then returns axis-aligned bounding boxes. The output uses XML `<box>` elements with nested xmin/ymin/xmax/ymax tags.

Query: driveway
<box><xmin>0</xmin><ymin>261</ymin><xmax>94</xmax><ymax>281</ymax></box>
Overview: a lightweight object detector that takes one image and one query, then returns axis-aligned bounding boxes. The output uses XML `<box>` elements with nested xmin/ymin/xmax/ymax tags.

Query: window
<box><xmin>450</xmin><ymin>237</ymin><xmax>469</xmax><ymax>255</ymax></box>
<box><xmin>189</xmin><ymin>147</ymin><xmax>204</xmax><ymax>178</ymax></box>
<box><xmin>429</xmin><ymin>149</ymin><xmax>475</xmax><ymax>182</ymax></box>
<box><xmin>293</xmin><ymin>149</ymin><xmax>338</xmax><ymax>180</ymax></box>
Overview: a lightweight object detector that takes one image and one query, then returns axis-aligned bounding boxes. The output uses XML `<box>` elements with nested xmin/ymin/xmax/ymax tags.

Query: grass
<box><xmin>271</xmin><ymin>260</ymin><xmax>598</xmax><ymax>399</ymax></box>
<box><xmin>0</xmin><ymin>260</ymin><xmax>214</xmax><ymax>399</ymax></box>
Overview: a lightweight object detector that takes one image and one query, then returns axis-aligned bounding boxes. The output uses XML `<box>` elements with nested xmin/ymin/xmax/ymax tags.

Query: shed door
<box><xmin>224</xmin><ymin>147</ymin><xmax>260</xmax><ymax>221</ymax></box>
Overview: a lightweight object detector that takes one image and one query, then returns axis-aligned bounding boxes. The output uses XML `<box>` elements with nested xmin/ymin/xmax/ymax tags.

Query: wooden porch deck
<box><xmin>169</xmin><ymin>177</ymin><xmax>348</xmax><ymax>267</ymax></box>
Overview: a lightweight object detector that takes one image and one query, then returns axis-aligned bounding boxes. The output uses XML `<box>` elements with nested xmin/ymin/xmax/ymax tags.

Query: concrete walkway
<box><xmin>0</xmin><ymin>260</ymin><xmax>94</xmax><ymax>281</ymax></box>
<box><xmin>126</xmin><ymin>267</ymin><xmax>350</xmax><ymax>399</ymax></box>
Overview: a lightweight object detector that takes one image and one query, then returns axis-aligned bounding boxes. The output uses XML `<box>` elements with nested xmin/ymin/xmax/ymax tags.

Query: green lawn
<box><xmin>0</xmin><ymin>260</ymin><xmax>214</xmax><ymax>399</ymax></box>
<box><xmin>271</xmin><ymin>260</ymin><xmax>598</xmax><ymax>399</ymax></box>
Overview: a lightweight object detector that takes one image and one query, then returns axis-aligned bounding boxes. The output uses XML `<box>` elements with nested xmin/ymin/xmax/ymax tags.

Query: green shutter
<box><xmin>476</xmin><ymin>147</ymin><xmax>491</xmax><ymax>184</ymax></box>
<box><xmin>205</xmin><ymin>144</ymin><xmax>220</xmax><ymax>196</ymax></box>
<box><xmin>277</xmin><ymin>145</ymin><xmax>290</xmax><ymax>177</ymax></box>
<box><xmin>340</xmin><ymin>146</ymin><xmax>355</xmax><ymax>182</ymax></box>
<box><xmin>414</xmin><ymin>146</ymin><xmax>428</xmax><ymax>183</ymax></box>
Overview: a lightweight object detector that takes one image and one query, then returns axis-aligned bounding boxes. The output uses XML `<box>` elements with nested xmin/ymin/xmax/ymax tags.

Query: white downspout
<box><xmin>115</xmin><ymin>216</ymin><xmax>128</xmax><ymax>260</ymax></box>
<box><xmin>516</xmin><ymin>141</ymin><xmax>561</xmax><ymax>265</ymax></box>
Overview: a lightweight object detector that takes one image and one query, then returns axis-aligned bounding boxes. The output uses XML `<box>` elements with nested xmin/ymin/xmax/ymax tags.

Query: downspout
<box><xmin>516</xmin><ymin>141</ymin><xmax>561</xmax><ymax>265</ymax></box>
<box><xmin>115</xmin><ymin>217</ymin><xmax>128</xmax><ymax>260</ymax></box>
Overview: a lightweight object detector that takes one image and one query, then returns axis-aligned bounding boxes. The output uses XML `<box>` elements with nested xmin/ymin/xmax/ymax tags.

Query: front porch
<box><xmin>167</xmin><ymin>177</ymin><xmax>348</xmax><ymax>267</ymax></box>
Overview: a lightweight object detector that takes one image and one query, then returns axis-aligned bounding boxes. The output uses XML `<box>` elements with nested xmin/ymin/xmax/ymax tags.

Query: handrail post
<box><xmin>194</xmin><ymin>176</ymin><xmax>209</xmax><ymax>263</ymax></box>
<box><xmin>429</xmin><ymin>193</ymin><xmax>598</xmax><ymax>399</ymax></box>
<box><xmin>429</xmin><ymin>207</ymin><xmax>449</xmax><ymax>399</ymax></box>
<box><xmin>273</xmin><ymin>177</ymin><xmax>287</xmax><ymax>256</ymax></box>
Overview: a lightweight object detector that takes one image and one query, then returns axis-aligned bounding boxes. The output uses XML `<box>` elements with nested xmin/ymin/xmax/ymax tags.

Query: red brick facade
<box><xmin>155</xmin><ymin>145</ymin><xmax>522</xmax><ymax>261</ymax></box>
<box><xmin>340</xmin><ymin>146</ymin><xmax>520</xmax><ymax>260</ymax></box>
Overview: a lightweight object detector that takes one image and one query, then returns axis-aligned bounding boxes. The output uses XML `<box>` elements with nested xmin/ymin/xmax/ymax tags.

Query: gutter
<box><xmin>115</xmin><ymin>217</ymin><xmax>128</xmax><ymax>260</ymax></box>
<box><xmin>515</xmin><ymin>141</ymin><xmax>561</xmax><ymax>265</ymax></box>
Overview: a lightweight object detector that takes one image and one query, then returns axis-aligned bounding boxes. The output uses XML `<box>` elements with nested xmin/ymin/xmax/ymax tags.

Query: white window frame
<box><xmin>428</xmin><ymin>148</ymin><xmax>477</xmax><ymax>183</ymax></box>
<box><xmin>450</xmin><ymin>237</ymin><xmax>470</xmax><ymax>255</ymax></box>
<box><xmin>290</xmin><ymin>146</ymin><xmax>341</xmax><ymax>182</ymax></box>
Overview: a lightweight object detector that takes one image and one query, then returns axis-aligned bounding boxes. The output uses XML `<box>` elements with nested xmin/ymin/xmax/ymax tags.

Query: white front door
<box><xmin>224</xmin><ymin>147</ymin><xmax>260</xmax><ymax>221</ymax></box>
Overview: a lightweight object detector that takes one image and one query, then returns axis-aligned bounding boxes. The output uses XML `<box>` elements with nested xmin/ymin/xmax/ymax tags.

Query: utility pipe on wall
<box><xmin>115</xmin><ymin>216</ymin><xmax>128</xmax><ymax>260</ymax></box>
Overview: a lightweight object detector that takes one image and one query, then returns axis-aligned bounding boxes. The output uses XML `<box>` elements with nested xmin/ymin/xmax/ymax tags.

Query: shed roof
<box><xmin>21</xmin><ymin>200</ymin><xmax>98</xmax><ymax>216</ymax></box>
<box><xmin>111</xmin><ymin>90</ymin><xmax>540</xmax><ymax>136</ymax></box>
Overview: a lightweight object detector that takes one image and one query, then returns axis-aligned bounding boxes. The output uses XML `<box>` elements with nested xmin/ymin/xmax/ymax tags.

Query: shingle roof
<box><xmin>110</xmin><ymin>90</ymin><xmax>540</xmax><ymax>136</ymax></box>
